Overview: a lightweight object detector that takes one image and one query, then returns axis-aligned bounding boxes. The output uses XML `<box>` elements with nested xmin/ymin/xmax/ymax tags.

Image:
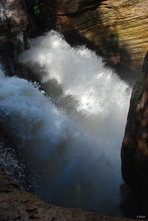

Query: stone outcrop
<box><xmin>0</xmin><ymin>0</ymin><xmax>29</xmax><ymax>75</ymax></box>
<box><xmin>33</xmin><ymin>0</ymin><xmax>148</xmax><ymax>72</ymax></box>
<box><xmin>121</xmin><ymin>52</ymin><xmax>148</xmax><ymax>195</ymax></box>
<box><xmin>0</xmin><ymin>0</ymin><xmax>148</xmax><ymax>74</ymax></box>
<box><xmin>0</xmin><ymin>165</ymin><xmax>138</xmax><ymax>221</ymax></box>
<box><xmin>0</xmin><ymin>0</ymin><xmax>28</xmax><ymax>51</ymax></box>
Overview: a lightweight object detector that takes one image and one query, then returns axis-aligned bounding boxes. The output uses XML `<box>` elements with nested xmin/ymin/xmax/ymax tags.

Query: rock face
<box><xmin>121</xmin><ymin>52</ymin><xmax>148</xmax><ymax>195</ymax></box>
<box><xmin>0</xmin><ymin>165</ymin><xmax>138</xmax><ymax>221</ymax></box>
<box><xmin>1</xmin><ymin>0</ymin><xmax>148</xmax><ymax>74</ymax></box>
<box><xmin>35</xmin><ymin>0</ymin><xmax>148</xmax><ymax>71</ymax></box>
<box><xmin>0</xmin><ymin>0</ymin><xmax>148</xmax><ymax>220</ymax></box>
<box><xmin>0</xmin><ymin>0</ymin><xmax>28</xmax><ymax>50</ymax></box>
<box><xmin>0</xmin><ymin>0</ymin><xmax>29</xmax><ymax>75</ymax></box>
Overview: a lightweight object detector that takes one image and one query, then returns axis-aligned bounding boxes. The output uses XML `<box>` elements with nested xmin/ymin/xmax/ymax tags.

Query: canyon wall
<box><xmin>121</xmin><ymin>52</ymin><xmax>148</xmax><ymax>196</ymax></box>
<box><xmin>0</xmin><ymin>0</ymin><xmax>148</xmax><ymax>74</ymax></box>
<box><xmin>0</xmin><ymin>0</ymin><xmax>148</xmax><ymax>220</ymax></box>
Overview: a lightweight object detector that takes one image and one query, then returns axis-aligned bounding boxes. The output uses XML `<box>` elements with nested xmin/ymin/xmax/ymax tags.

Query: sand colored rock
<box><xmin>0</xmin><ymin>0</ymin><xmax>148</xmax><ymax>72</ymax></box>
<box><xmin>37</xmin><ymin>0</ymin><xmax>148</xmax><ymax>71</ymax></box>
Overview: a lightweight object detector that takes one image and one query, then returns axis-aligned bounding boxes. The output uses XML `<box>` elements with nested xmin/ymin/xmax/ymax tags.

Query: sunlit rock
<box><xmin>36</xmin><ymin>0</ymin><xmax>148</xmax><ymax>71</ymax></box>
<box><xmin>1</xmin><ymin>0</ymin><xmax>148</xmax><ymax>73</ymax></box>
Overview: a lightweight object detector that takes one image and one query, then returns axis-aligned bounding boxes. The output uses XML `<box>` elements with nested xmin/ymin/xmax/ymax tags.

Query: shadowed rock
<box><xmin>0</xmin><ymin>166</ymin><xmax>139</xmax><ymax>220</ymax></box>
<box><xmin>121</xmin><ymin>52</ymin><xmax>148</xmax><ymax>195</ymax></box>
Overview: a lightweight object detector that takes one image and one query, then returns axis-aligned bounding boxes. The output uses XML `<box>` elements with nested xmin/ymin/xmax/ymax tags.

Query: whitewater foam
<box><xmin>0</xmin><ymin>31</ymin><xmax>132</xmax><ymax>216</ymax></box>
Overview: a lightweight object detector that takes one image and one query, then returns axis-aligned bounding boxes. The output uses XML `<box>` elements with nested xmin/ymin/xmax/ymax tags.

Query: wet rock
<box><xmin>0</xmin><ymin>0</ymin><xmax>29</xmax><ymax>50</ymax></box>
<box><xmin>0</xmin><ymin>0</ymin><xmax>29</xmax><ymax>75</ymax></box>
<box><xmin>0</xmin><ymin>165</ymin><xmax>138</xmax><ymax>220</ymax></box>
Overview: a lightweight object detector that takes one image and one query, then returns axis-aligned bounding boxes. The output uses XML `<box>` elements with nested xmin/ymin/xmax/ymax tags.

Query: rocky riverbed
<box><xmin>0</xmin><ymin>166</ymin><xmax>138</xmax><ymax>221</ymax></box>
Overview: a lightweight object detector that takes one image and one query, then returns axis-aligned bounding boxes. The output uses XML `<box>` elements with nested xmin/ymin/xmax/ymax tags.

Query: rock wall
<box><xmin>34</xmin><ymin>0</ymin><xmax>148</xmax><ymax>72</ymax></box>
<box><xmin>121</xmin><ymin>52</ymin><xmax>148</xmax><ymax>195</ymax></box>
<box><xmin>0</xmin><ymin>0</ymin><xmax>148</xmax><ymax>219</ymax></box>
<box><xmin>0</xmin><ymin>0</ymin><xmax>28</xmax><ymax>50</ymax></box>
<box><xmin>0</xmin><ymin>0</ymin><xmax>29</xmax><ymax>75</ymax></box>
<box><xmin>0</xmin><ymin>0</ymin><xmax>148</xmax><ymax>74</ymax></box>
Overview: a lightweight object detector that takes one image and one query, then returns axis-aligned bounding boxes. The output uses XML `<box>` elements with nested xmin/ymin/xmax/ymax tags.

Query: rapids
<box><xmin>0</xmin><ymin>31</ymin><xmax>132</xmax><ymax>217</ymax></box>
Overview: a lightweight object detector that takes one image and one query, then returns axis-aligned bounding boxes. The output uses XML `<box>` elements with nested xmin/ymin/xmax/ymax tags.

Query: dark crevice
<box><xmin>55</xmin><ymin>4</ymin><xmax>100</xmax><ymax>17</ymax></box>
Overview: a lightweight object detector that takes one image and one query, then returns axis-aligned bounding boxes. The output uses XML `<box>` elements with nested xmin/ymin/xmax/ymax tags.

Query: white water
<box><xmin>0</xmin><ymin>31</ymin><xmax>132</xmax><ymax>217</ymax></box>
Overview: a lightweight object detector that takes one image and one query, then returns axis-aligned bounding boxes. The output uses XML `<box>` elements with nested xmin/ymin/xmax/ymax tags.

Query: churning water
<box><xmin>0</xmin><ymin>31</ymin><xmax>132</xmax><ymax>217</ymax></box>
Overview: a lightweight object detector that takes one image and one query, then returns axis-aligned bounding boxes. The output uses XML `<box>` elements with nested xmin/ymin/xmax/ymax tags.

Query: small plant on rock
<box><xmin>34</xmin><ymin>0</ymin><xmax>41</xmax><ymax>16</ymax></box>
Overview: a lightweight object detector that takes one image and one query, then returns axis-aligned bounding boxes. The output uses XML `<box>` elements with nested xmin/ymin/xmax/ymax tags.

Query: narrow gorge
<box><xmin>0</xmin><ymin>0</ymin><xmax>148</xmax><ymax>220</ymax></box>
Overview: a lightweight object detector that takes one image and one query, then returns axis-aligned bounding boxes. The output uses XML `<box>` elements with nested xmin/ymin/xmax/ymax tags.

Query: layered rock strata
<box><xmin>0</xmin><ymin>0</ymin><xmax>148</xmax><ymax>73</ymax></box>
<box><xmin>36</xmin><ymin>0</ymin><xmax>148</xmax><ymax>71</ymax></box>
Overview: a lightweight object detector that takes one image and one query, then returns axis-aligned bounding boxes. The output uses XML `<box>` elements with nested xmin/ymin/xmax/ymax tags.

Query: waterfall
<box><xmin>0</xmin><ymin>31</ymin><xmax>132</xmax><ymax>217</ymax></box>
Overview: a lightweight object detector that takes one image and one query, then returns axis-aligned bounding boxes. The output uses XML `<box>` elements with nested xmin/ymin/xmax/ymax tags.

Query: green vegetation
<box><xmin>109</xmin><ymin>34</ymin><xmax>118</xmax><ymax>48</ymax></box>
<box><xmin>108</xmin><ymin>34</ymin><xmax>119</xmax><ymax>52</ymax></box>
<box><xmin>110</xmin><ymin>35</ymin><xmax>118</xmax><ymax>46</ymax></box>
<box><xmin>34</xmin><ymin>0</ymin><xmax>41</xmax><ymax>16</ymax></box>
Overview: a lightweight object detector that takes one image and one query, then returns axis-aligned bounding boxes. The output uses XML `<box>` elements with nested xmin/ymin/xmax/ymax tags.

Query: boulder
<box><xmin>121</xmin><ymin>52</ymin><xmax>148</xmax><ymax>195</ymax></box>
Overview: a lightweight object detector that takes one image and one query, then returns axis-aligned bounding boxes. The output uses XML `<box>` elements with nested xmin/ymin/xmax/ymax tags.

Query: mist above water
<box><xmin>0</xmin><ymin>31</ymin><xmax>132</xmax><ymax>217</ymax></box>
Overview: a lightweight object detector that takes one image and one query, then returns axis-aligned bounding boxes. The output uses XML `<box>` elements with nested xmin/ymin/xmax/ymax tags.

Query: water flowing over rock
<box><xmin>0</xmin><ymin>0</ymin><xmax>28</xmax><ymax>50</ymax></box>
<box><xmin>121</xmin><ymin>52</ymin><xmax>148</xmax><ymax>195</ymax></box>
<box><xmin>0</xmin><ymin>0</ymin><xmax>148</xmax><ymax>73</ymax></box>
<box><xmin>0</xmin><ymin>0</ymin><xmax>148</xmax><ymax>220</ymax></box>
<box><xmin>0</xmin><ymin>0</ymin><xmax>29</xmax><ymax>74</ymax></box>
<box><xmin>34</xmin><ymin>0</ymin><xmax>148</xmax><ymax>71</ymax></box>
